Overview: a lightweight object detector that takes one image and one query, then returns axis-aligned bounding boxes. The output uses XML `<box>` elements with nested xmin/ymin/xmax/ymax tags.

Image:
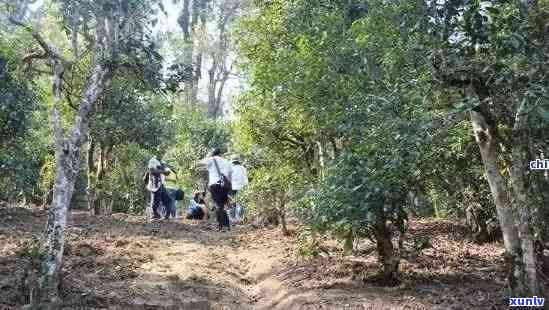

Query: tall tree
<box><xmin>421</xmin><ymin>0</ymin><xmax>549</xmax><ymax>294</ymax></box>
<box><xmin>173</xmin><ymin>0</ymin><xmax>246</xmax><ymax>117</ymax></box>
<box><xmin>235</xmin><ymin>0</ymin><xmax>435</xmax><ymax>284</ymax></box>
<box><xmin>206</xmin><ymin>0</ymin><xmax>240</xmax><ymax>118</ymax></box>
<box><xmin>9</xmin><ymin>0</ymin><xmax>164</xmax><ymax>304</ymax></box>
<box><xmin>177</xmin><ymin>0</ymin><xmax>208</xmax><ymax>104</ymax></box>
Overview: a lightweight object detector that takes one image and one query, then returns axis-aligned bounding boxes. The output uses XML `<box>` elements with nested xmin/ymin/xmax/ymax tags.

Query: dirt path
<box><xmin>0</xmin><ymin>207</ymin><xmax>298</xmax><ymax>309</ymax></box>
<box><xmin>1</xmin><ymin>205</ymin><xmax>511</xmax><ymax>309</ymax></box>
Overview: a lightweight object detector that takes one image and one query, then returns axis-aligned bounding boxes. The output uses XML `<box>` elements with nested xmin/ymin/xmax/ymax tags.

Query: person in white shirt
<box><xmin>230</xmin><ymin>155</ymin><xmax>248</xmax><ymax>194</ymax></box>
<box><xmin>227</xmin><ymin>155</ymin><xmax>248</xmax><ymax>223</ymax></box>
<box><xmin>202</xmin><ymin>148</ymin><xmax>232</xmax><ymax>231</ymax></box>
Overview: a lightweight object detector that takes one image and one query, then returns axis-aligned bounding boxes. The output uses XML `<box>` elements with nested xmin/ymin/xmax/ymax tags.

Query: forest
<box><xmin>1</xmin><ymin>0</ymin><xmax>548</xmax><ymax>309</ymax></box>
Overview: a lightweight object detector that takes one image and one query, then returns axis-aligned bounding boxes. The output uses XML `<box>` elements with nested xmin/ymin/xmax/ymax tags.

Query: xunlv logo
<box><xmin>509</xmin><ymin>296</ymin><xmax>545</xmax><ymax>307</ymax></box>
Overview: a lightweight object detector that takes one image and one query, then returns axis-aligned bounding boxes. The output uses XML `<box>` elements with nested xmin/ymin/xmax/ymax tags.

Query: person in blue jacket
<box><xmin>186</xmin><ymin>191</ymin><xmax>206</xmax><ymax>220</ymax></box>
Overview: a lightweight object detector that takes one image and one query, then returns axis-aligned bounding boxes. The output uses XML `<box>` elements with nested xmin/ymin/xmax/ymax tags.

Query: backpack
<box><xmin>213</xmin><ymin>158</ymin><xmax>232</xmax><ymax>191</ymax></box>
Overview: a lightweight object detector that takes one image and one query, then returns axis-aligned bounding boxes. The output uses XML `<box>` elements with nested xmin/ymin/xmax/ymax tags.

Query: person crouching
<box><xmin>187</xmin><ymin>191</ymin><xmax>207</xmax><ymax>220</ymax></box>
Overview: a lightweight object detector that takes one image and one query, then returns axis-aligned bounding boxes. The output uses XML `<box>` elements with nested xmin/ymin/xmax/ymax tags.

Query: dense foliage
<box><xmin>165</xmin><ymin>103</ymin><xmax>232</xmax><ymax>192</ymax></box>
<box><xmin>0</xmin><ymin>30</ymin><xmax>49</xmax><ymax>202</ymax></box>
<box><xmin>235</xmin><ymin>0</ymin><xmax>549</xmax><ymax>290</ymax></box>
<box><xmin>2</xmin><ymin>0</ymin><xmax>549</xmax><ymax>297</ymax></box>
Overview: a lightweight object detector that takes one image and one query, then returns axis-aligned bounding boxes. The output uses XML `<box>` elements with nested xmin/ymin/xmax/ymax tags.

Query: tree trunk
<box><xmin>207</xmin><ymin>58</ymin><xmax>218</xmax><ymax>116</ymax></box>
<box><xmin>467</xmin><ymin>84</ymin><xmax>522</xmax><ymax>293</ymax></box>
<box><xmin>406</xmin><ymin>187</ymin><xmax>429</xmax><ymax>218</ymax></box>
<box><xmin>87</xmin><ymin>137</ymin><xmax>98</xmax><ymax>215</ymax></box>
<box><xmin>178</xmin><ymin>0</ymin><xmax>191</xmax><ymax>40</ymax></box>
<box><xmin>90</xmin><ymin>143</ymin><xmax>104</xmax><ymax>215</ymax></box>
<box><xmin>316</xmin><ymin>141</ymin><xmax>325</xmax><ymax>180</ymax></box>
<box><xmin>37</xmin><ymin>60</ymin><xmax>111</xmax><ymax>304</ymax></box>
<box><xmin>510</xmin><ymin>155</ymin><xmax>540</xmax><ymax>295</ymax></box>
<box><xmin>191</xmin><ymin>2</ymin><xmax>206</xmax><ymax>103</ymax></box>
<box><xmin>328</xmin><ymin>137</ymin><xmax>337</xmax><ymax>160</ymax></box>
<box><xmin>207</xmin><ymin>59</ymin><xmax>230</xmax><ymax>118</ymax></box>
<box><xmin>279</xmin><ymin>201</ymin><xmax>288</xmax><ymax>236</ymax></box>
<box><xmin>89</xmin><ymin>143</ymin><xmax>113</xmax><ymax>215</ymax></box>
<box><xmin>179</xmin><ymin>0</ymin><xmax>196</xmax><ymax>104</ymax></box>
<box><xmin>99</xmin><ymin>145</ymin><xmax>112</xmax><ymax>215</ymax></box>
<box><xmin>367</xmin><ymin>50</ymin><xmax>381</xmax><ymax>81</ymax></box>
<box><xmin>330</xmin><ymin>137</ymin><xmax>343</xmax><ymax>158</ymax></box>
<box><xmin>213</xmin><ymin>68</ymin><xmax>230</xmax><ymax>116</ymax></box>
<box><xmin>512</xmin><ymin>0</ymin><xmax>541</xmax><ymax>295</ymax></box>
<box><xmin>373</xmin><ymin>206</ymin><xmax>399</xmax><ymax>285</ymax></box>
<box><xmin>465</xmin><ymin>204</ymin><xmax>492</xmax><ymax>243</ymax></box>
<box><xmin>343</xmin><ymin>230</ymin><xmax>354</xmax><ymax>254</ymax></box>
<box><xmin>41</xmin><ymin>183</ymin><xmax>53</xmax><ymax>210</ymax></box>
<box><xmin>206</xmin><ymin>2</ymin><xmax>238</xmax><ymax>118</ymax></box>
<box><xmin>509</xmin><ymin>99</ymin><xmax>540</xmax><ymax>294</ymax></box>
<box><xmin>37</xmin><ymin>59</ymin><xmax>69</xmax><ymax>305</ymax></box>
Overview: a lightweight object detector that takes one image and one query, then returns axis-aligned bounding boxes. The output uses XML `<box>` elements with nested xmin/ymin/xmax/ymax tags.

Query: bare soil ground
<box><xmin>0</xmin><ymin>204</ymin><xmax>511</xmax><ymax>309</ymax></box>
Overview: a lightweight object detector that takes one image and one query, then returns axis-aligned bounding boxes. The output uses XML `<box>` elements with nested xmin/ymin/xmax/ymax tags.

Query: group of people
<box><xmin>143</xmin><ymin>148</ymin><xmax>248</xmax><ymax>232</ymax></box>
<box><xmin>202</xmin><ymin>148</ymin><xmax>248</xmax><ymax>231</ymax></box>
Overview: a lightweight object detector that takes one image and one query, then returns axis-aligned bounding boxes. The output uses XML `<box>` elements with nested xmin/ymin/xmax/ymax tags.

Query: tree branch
<box><xmin>219</xmin><ymin>2</ymin><xmax>240</xmax><ymax>31</ymax></box>
<box><xmin>8</xmin><ymin>17</ymin><xmax>64</xmax><ymax>61</ymax></box>
<box><xmin>22</xmin><ymin>50</ymin><xmax>48</xmax><ymax>63</ymax></box>
<box><xmin>60</xmin><ymin>82</ymin><xmax>79</xmax><ymax>111</ymax></box>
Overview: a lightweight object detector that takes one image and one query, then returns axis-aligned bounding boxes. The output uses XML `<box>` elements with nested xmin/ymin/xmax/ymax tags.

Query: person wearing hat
<box><xmin>144</xmin><ymin>155</ymin><xmax>172</xmax><ymax>219</ymax></box>
<box><xmin>229</xmin><ymin>154</ymin><xmax>248</xmax><ymax>196</ymax></box>
<box><xmin>228</xmin><ymin>154</ymin><xmax>248</xmax><ymax>223</ymax></box>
